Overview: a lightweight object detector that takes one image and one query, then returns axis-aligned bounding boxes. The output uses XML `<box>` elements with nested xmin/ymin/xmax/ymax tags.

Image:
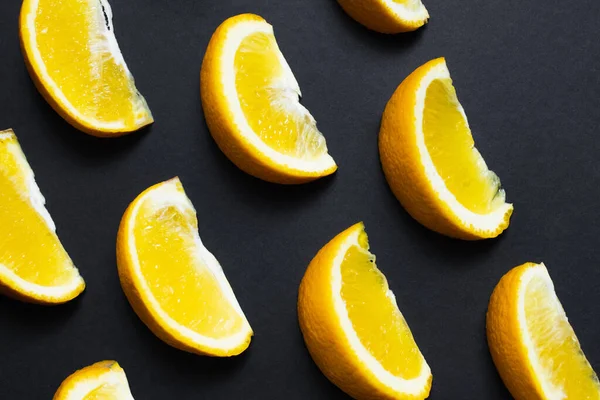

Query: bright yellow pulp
<box><xmin>0</xmin><ymin>133</ymin><xmax>78</xmax><ymax>286</ymax></box>
<box><xmin>234</xmin><ymin>32</ymin><xmax>327</xmax><ymax>160</ymax></box>
<box><xmin>83</xmin><ymin>383</ymin><xmax>119</xmax><ymax>400</ymax></box>
<box><xmin>391</xmin><ymin>0</ymin><xmax>426</xmax><ymax>13</ymax></box>
<box><xmin>423</xmin><ymin>78</ymin><xmax>504</xmax><ymax>214</ymax></box>
<box><xmin>33</xmin><ymin>0</ymin><xmax>149</xmax><ymax>125</ymax></box>
<box><xmin>133</xmin><ymin>184</ymin><xmax>244</xmax><ymax>339</ymax></box>
<box><xmin>525</xmin><ymin>275</ymin><xmax>600</xmax><ymax>398</ymax></box>
<box><xmin>392</xmin><ymin>0</ymin><xmax>420</xmax><ymax>8</ymax></box>
<box><xmin>340</xmin><ymin>230</ymin><xmax>423</xmax><ymax>378</ymax></box>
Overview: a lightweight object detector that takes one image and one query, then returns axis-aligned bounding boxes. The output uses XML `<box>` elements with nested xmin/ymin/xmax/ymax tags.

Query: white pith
<box><xmin>330</xmin><ymin>228</ymin><xmax>431</xmax><ymax>396</ymax></box>
<box><xmin>381</xmin><ymin>0</ymin><xmax>429</xmax><ymax>22</ymax></box>
<box><xmin>517</xmin><ymin>263</ymin><xmax>566</xmax><ymax>400</ymax></box>
<box><xmin>413</xmin><ymin>61</ymin><xmax>513</xmax><ymax>232</ymax></box>
<box><xmin>22</xmin><ymin>0</ymin><xmax>151</xmax><ymax>131</ymax></box>
<box><xmin>218</xmin><ymin>19</ymin><xmax>336</xmax><ymax>173</ymax></box>
<box><xmin>0</xmin><ymin>131</ymin><xmax>84</xmax><ymax>301</ymax></box>
<box><xmin>125</xmin><ymin>179</ymin><xmax>252</xmax><ymax>352</ymax></box>
<box><xmin>60</xmin><ymin>364</ymin><xmax>134</xmax><ymax>400</ymax></box>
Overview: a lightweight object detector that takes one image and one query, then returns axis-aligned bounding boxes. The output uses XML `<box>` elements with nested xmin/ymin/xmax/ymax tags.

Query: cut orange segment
<box><xmin>53</xmin><ymin>361</ymin><xmax>134</xmax><ymax>400</ymax></box>
<box><xmin>201</xmin><ymin>14</ymin><xmax>337</xmax><ymax>184</ymax></box>
<box><xmin>20</xmin><ymin>0</ymin><xmax>153</xmax><ymax>136</ymax></box>
<box><xmin>487</xmin><ymin>262</ymin><xmax>600</xmax><ymax>400</ymax></box>
<box><xmin>117</xmin><ymin>178</ymin><xmax>252</xmax><ymax>356</ymax></box>
<box><xmin>298</xmin><ymin>223</ymin><xmax>431</xmax><ymax>399</ymax></box>
<box><xmin>337</xmin><ymin>0</ymin><xmax>429</xmax><ymax>33</ymax></box>
<box><xmin>379</xmin><ymin>58</ymin><xmax>513</xmax><ymax>239</ymax></box>
<box><xmin>0</xmin><ymin>129</ymin><xmax>84</xmax><ymax>304</ymax></box>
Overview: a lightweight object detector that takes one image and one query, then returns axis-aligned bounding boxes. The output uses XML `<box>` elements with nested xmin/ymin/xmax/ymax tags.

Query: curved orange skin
<box><xmin>200</xmin><ymin>14</ymin><xmax>337</xmax><ymax>184</ymax></box>
<box><xmin>116</xmin><ymin>179</ymin><xmax>251</xmax><ymax>357</ymax></box>
<box><xmin>298</xmin><ymin>223</ymin><xmax>431</xmax><ymax>400</ymax></box>
<box><xmin>0</xmin><ymin>280</ymin><xmax>84</xmax><ymax>306</ymax></box>
<box><xmin>336</xmin><ymin>0</ymin><xmax>428</xmax><ymax>34</ymax></box>
<box><xmin>379</xmin><ymin>57</ymin><xmax>512</xmax><ymax>240</ymax></box>
<box><xmin>486</xmin><ymin>263</ymin><xmax>546</xmax><ymax>400</ymax></box>
<box><xmin>19</xmin><ymin>0</ymin><xmax>153</xmax><ymax>137</ymax></box>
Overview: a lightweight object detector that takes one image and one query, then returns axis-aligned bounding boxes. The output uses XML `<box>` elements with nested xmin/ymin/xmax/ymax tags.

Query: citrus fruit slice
<box><xmin>0</xmin><ymin>129</ymin><xmax>84</xmax><ymax>304</ymax></box>
<box><xmin>298</xmin><ymin>222</ymin><xmax>432</xmax><ymax>399</ymax></box>
<box><xmin>201</xmin><ymin>14</ymin><xmax>337</xmax><ymax>184</ymax></box>
<box><xmin>53</xmin><ymin>361</ymin><xmax>134</xmax><ymax>400</ymax></box>
<box><xmin>117</xmin><ymin>178</ymin><xmax>253</xmax><ymax>356</ymax></box>
<box><xmin>487</xmin><ymin>262</ymin><xmax>600</xmax><ymax>400</ymax></box>
<box><xmin>337</xmin><ymin>0</ymin><xmax>429</xmax><ymax>33</ymax></box>
<box><xmin>19</xmin><ymin>0</ymin><xmax>153</xmax><ymax>136</ymax></box>
<box><xmin>379</xmin><ymin>57</ymin><xmax>513</xmax><ymax>239</ymax></box>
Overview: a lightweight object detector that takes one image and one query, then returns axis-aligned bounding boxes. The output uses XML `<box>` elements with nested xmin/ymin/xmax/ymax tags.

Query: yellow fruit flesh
<box><xmin>33</xmin><ymin>0</ymin><xmax>146</xmax><ymax>125</ymax></box>
<box><xmin>423</xmin><ymin>78</ymin><xmax>504</xmax><ymax>214</ymax></box>
<box><xmin>340</xmin><ymin>231</ymin><xmax>422</xmax><ymax>378</ymax></box>
<box><xmin>234</xmin><ymin>32</ymin><xmax>327</xmax><ymax>160</ymax></box>
<box><xmin>0</xmin><ymin>135</ymin><xmax>77</xmax><ymax>286</ymax></box>
<box><xmin>133</xmin><ymin>194</ymin><xmax>244</xmax><ymax>339</ymax></box>
<box><xmin>392</xmin><ymin>0</ymin><xmax>423</xmax><ymax>12</ymax></box>
<box><xmin>525</xmin><ymin>276</ymin><xmax>600</xmax><ymax>398</ymax></box>
<box><xmin>83</xmin><ymin>383</ymin><xmax>118</xmax><ymax>399</ymax></box>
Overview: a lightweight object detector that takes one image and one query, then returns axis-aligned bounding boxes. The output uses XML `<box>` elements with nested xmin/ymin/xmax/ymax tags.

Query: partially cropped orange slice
<box><xmin>20</xmin><ymin>0</ymin><xmax>153</xmax><ymax>136</ymax></box>
<box><xmin>337</xmin><ymin>0</ymin><xmax>429</xmax><ymax>33</ymax></box>
<box><xmin>487</xmin><ymin>263</ymin><xmax>600</xmax><ymax>399</ymax></box>
<box><xmin>0</xmin><ymin>129</ymin><xmax>84</xmax><ymax>304</ymax></box>
<box><xmin>117</xmin><ymin>178</ymin><xmax>252</xmax><ymax>356</ymax></box>
<box><xmin>53</xmin><ymin>361</ymin><xmax>134</xmax><ymax>400</ymax></box>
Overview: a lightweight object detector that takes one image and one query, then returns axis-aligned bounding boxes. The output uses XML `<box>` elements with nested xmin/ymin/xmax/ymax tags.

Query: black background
<box><xmin>1</xmin><ymin>0</ymin><xmax>599</xmax><ymax>398</ymax></box>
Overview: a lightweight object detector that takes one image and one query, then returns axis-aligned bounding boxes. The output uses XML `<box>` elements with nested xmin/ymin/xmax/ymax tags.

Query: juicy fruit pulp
<box><xmin>423</xmin><ymin>78</ymin><xmax>504</xmax><ymax>214</ymax></box>
<box><xmin>132</xmin><ymin>184</ymin><xmax>245</xmax><ymax>339</ymax></box>
<box><xmin>525</xmin><ymin>273</ymin><xmax>600</xmax><ymax>398</ymax></box>
<box><xmin>392</xmin><ymin>0</ymin><xmax>425</xmax><ymax>12</ymax></box>
<box><xmin>234</xmin><ymin>32</ymin><xmax>327</xmax><ymax>160</ymax></box>
<box><xmin>340</xmin><ymin>231</ymin><xmax>423</xmax><ymax>379</ymax></box>
<box><xmin>83</xmin><ymin>383</ymin><xmax>119</xmax><ymax>399</ymax></box>
<box><xmin>0</xmin><ymin>132</ymin><xmax>79</xmax><ymax>288</ymax></box>
<box><xmin>28</xmin><ymin>0</ymin><xmax>151</xmax><ymax>128</ymax></box>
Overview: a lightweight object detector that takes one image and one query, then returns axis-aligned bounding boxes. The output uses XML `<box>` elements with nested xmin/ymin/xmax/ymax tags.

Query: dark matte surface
<box><xmin>0</xmin><ymin>0</ymin><xmax>599</xmax><ymax>398</ymax></box>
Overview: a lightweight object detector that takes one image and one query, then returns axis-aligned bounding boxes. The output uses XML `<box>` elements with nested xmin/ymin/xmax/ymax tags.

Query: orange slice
<box><xmin>117</xmin><ymin>178</ymin><xmax>252</xmax><ymax>356</ymax></box>
<box><xmin>20</xmin><ymin>0</ymin><xmax>153</xmax><ymax>136</ymax></box>
<box><xmin>298</xmin><ymin>223</ymin><xmax>431</xmax><ymax>399</ymax></box>
<box><xmin>0</xmin><ymin>129</ymin><xmax>84</xmax><ymax>304</ymax></box>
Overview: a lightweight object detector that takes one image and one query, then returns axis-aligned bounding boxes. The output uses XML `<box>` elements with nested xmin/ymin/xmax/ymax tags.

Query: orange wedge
<box><xmin>379</xmin><ymin>58</ymin><xmax>513</xmax><ymax>239</ymax></box>
<box><xmin>0</xmin><ymin>129</ymin><xmax>84</xmax><ymax>304</ymax></box>
<box><xmin>20</xmin><ymin>0</ymin><xmax>153</xmax><ymax>136</ymax></box>
<box><xmin>487</xmin><ymin>263</ymin><xmax>600</xmax><ymax>399</ymax></box>
<box><xmin>298</xmin><ymin>223</ymin><xmax>432</xmax><ymax>399</ymax></box>
<box><xmin>117</xmin><ymin>178</ymin><xmax>253</xmax><ymax>356</ymax></box>
<box><xmin>201</xmin><ymin>14</ymin><xmax>337</xmax><ymax>184</ymax></box>
<box><xmin>53</xmin><ymin>361</ymin><xmax>134</xmax><ymax>399</ymax></box>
